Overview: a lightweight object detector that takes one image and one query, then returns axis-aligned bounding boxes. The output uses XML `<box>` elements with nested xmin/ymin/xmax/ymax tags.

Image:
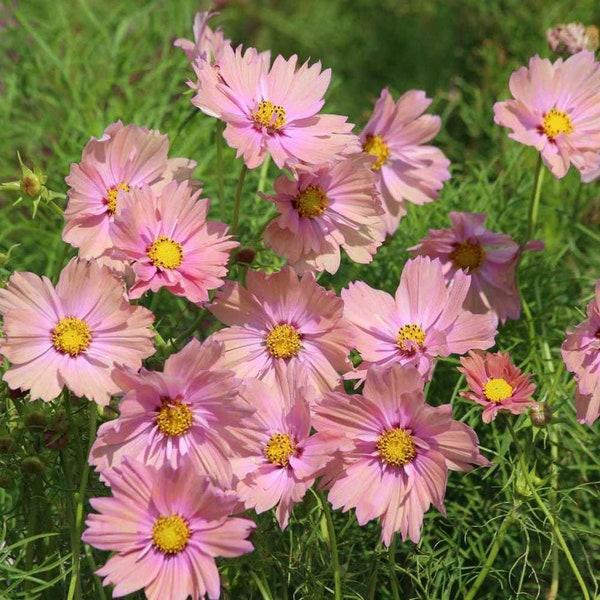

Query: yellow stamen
<box><xmin>450</xmin><ymin>241</ymin><xmax>486</xmax><ymax>272</ymax></box>
<box><xmin>376</xmin><ymin>428</ymin><xmax>417</xmax><ymax>466</ymax></box>
<box><xmin>105</xmin><ymin>183</ymin><xmax>130</xmax><ymax>215</ymax></box>
<box><xmin>397</xmin><ymin>324</ymin><xmax>426</xmax><ymax>353</ymax></box>
<box><xmin>52</xmin><ymin>317</ymin><xmax>92</xmax><ymax>356</ymax></box>
<box><xmin>483</xmin><ymin>378</ymin><xmax>514</xmax><ymax>403</ymax></box>
<box><xmin>253</xmin><ymin>100</ymin><xmax>286</xmax><ymax>131</ymax></box>
<box><xmin>363</xmin><ymin>134</ymin><xmax>390</xmax><ymax>170</ymax></box>
<box><xmin>156</xmin><ymin>399</ymin><xmax>193</xmax><ymax>436</ymax></box>
<box><xmin>541</xmin><ymin>108</ymin><xmax>573</xmax><ymax>139</ymax></box>
<box><xmin>264</xmin><ymin>432</ymin><xmax>296</xmax><ymax>466</ymax></box>
<box><xmin>147</xmin><ymin>236</ymin><xmax>184</xmax><ymax>270</ymax></box>
<box><xmin>293</xmin><ymin>185</ymin><xmax>328</xmax><ymax>219</ymax></box>
<box><xmin>152</xmin><ymin>515</ymin><xmax>190</xmax><ymax>554</ymax></box>
<box><xmin>265</xmin><ymin>324</ymin><xmax>302</xmax><ymax>359</ymax></box>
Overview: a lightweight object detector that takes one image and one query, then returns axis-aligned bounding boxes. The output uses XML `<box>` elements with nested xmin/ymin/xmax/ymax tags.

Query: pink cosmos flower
<box><xmin>359</xmin><ymin>88</ymin><xmax>451</xmax><ymax>236</ymax></box>
<box><xmin>191</xmin><ymin>45</ymin><xmax>359</xmax><ymax>169</ymax></box>
<box><xmin>342</xmin><ymin>255</ymin><xmax>498</xmax><ymax>381</ymax></box>
<box><xmin>458</xmin><ymin>350</ymin><xmax>537</xmax><ymax>423</ymax></box>
<box><xmin>174</xmin><ymin>10</ymin><xmax>231</xmax><ymax>66</ymax></box>
<box><xmin>82</xmin><ymin>457</ymin><xmax>255</xmax><ymax>600</ymax></box>
<box><xmin>493</xmin><ymin>52</ymin><xmax>600</xmax><ymax>180</ymax></box>
<box><xmin>232</xmin><ymin>364</ymin><xmax>339</xmax><ymax>529</ymax></box>
<box><xmin>0</xmin><ymin>258</ymin><xmax>154</xmax><ymax>405</ymax></box>
<box><xmin>561</xmin><ymin>281</ymin><xmax>600</xmax><ymax>425</ymax></box>
<box><xmin>89</xmin><ymin>338</ymin><xmax>253</xmax><ymax>488</ymax></box>
<box><xmin>110</xmin><ymin>181</ymin><xmax>237</xmax><ymax>304</ymax></box>
<box><xmin>409</xmin><ymin>212</ymin><xmax>544</xmax><ymax>323</ymax></box>
<box><xmin>262</xmin><ymin>154</ymin><xmax>385</xmax><ymax>275</ymax></box>
<box><xmin>312</xmin><ymin>364</ymin><xmax>488</xmax><ymax>545</ymax></box>
<box><xmin>207</xmin><ymin>266</ymin><xmax>355</xmax><ymax>395</ymax></box>
<box><xmin>64</xmin><ymin>121</ymin><xmax>196</xmax><ymax>258</ymax></box>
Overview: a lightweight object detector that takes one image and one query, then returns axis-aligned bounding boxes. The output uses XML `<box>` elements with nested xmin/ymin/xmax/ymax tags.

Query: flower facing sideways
<box><xmin>458</xmin><ymin>350</ymin><xmax>537</xmax><ymax>423</ymax></box>
<box><xmin>0</xmin><ymin>258</ymin><xmax>154</xmax><ymax>405</ymax></box>
<box><xmin>82</xmin><ymin>457</ymin><xmax>255</xmax><ymax>600</ymax></box>
<box><xmin>312</xmin><ymin>364</ymin><xmax>489</xmax><ymax>545</ymax></box>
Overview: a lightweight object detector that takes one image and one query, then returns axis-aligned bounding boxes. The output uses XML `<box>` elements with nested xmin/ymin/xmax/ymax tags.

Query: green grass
<box><xmin>2</xmin><ymin>0</ymin><xmax>600</xmax><ymax>598</ymax></box>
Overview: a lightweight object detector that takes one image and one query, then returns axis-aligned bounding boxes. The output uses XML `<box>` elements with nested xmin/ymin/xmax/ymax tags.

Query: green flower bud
<box><xmin>0</xmin><ymin>434</ymin><xmax>15</xmax><ymax>454</ymax></box>
<box><xmin>24</xmin><ymin>411</ymin><xmax>48</xmax><ymax>430</ymax></box>
<box><xmin>21</xmin><ymin>456</ymin><xmax>46</xmax><ymax>476</ymax></box>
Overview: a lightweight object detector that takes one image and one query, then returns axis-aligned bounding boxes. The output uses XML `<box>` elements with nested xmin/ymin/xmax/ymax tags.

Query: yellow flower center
<box><xmin>376</xmin><ymin>428</ymin><xmax>417</xmax><ymax>466</ymax></box>
<box><xmin>363</xmin><ymin>134</ymin><xmax>390</xmax><ymax>170</ymax></box>
<box><xmin>156</xmin><ymin>399</ymin><xmax>193</xmax><ymax>436</ymax></box>
<box><xmin>265</xmin><ymin>324</ymin><xmax>302</xmax><ymax>359</ymax></box>
<box><xmin>52</xmin><ymin>317</ymin><xmax>92</xmax><ymax>356</ymax></box>
<box><xmin>264</xmin><ymin>432</ymin><xmax>296</xmax><ymax>466</ymax></box>
<box><xmin>152</xmin><ymin>515</ymin><xmax>190</xmax><ymax>554</ymax></box>
<box><xmin>293</xmin><ymin>185</ymin><xmax>328</xmax><ymax>219</ymax></box>
<box><xmin>253</xmin><ymin>100</ymin><xmax>286</xmax><ymax>131</ymax></box>
<box><xmin>541</xmin><ymin>108</ymin><xmax>573</xmax><ymax>139</ymax></box>
<box><xmin>147</xmin><ymin>236</ymin><xmax>184</xmax><ymax>270</ymax></box>
<box><xmin>483</xmin><ymin>378</ymin><xmax>514</xmax><ymax>403</ymax></box>
<box><xmin>397</xmin><ymin>324</ymin><xmax>426</xmax><ymax>353</ymax></box>
<box><xmin>105</xmin><ymin>183</ymin><xmax>130</xmax><ymax>215</ymax></box>
<box><xmin>450</xmin><ymin>241</ymin><xmax>486</xmax><ymax>272</ymax></box>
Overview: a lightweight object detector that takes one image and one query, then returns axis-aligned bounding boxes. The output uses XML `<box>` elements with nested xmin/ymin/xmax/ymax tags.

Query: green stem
<box><xmin>526</xmin><ymin>154</ymin><xmax>545</xmax><ymax>242</ymax></box>
<box><xmin>215</xmin><ymin>120</ymin><xmax>226</xmax><ymax>222</ymax></box>
<box><xmin>231</xmin><ymin>164</ymin><xmax>248</xmax><ymax>236</ymax></box>
<box><xmin>388</xmin><ymin>535</ymin><xmax>401</xmax><ymax>600</ymax></box>
<box><xmin>464</xmin><ymin>510</ymin><xmax>514</xmax><ymax>600</ymax></box>
<box><xmin>84</xmin><ymin>541</ymin><xmax>107</xmax><ymax>600</ymax></box>
<box><xmin>67</xmin><ymin>404</ymin><xmax>97</xmax><ymax>600</ymax></box>
<box><xmin>318</xmin><ymin>491</ymin><xmax>342</xmax><ymax>600</ymax></box>
<box><xmin>256</xmin><ymin>154</ymin><xmax>271</xmax><ymax>195</ymax></box>
<box><xmin>507</xmin><ymin>422</ymin><xmax>590</xmax><ymax>600</ymax></box>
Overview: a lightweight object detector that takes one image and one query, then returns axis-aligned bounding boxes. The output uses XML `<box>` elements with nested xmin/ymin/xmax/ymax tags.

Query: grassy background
<box><xmin>1</xmin><ymin>0</ymin><xmax>600</xmax><ymax>598</ymax></box>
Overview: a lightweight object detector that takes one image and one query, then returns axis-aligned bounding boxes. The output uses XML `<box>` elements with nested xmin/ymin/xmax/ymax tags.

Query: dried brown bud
<box><xmin>236</xmin><ymin>247</ymin><xmax>256</xmax><ymax>265</ymax></box>
<box><xmin>530</xmin><ymin>402</ymin><xmax>552</xmax><ymax>427</ymax></box>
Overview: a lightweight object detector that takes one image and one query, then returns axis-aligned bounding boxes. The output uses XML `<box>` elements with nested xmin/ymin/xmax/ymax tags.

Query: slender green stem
<box><xmin>526</xmin><ymin>154</ymin><xmax>545</xmax><ymax>242</ymax></box>
<box><xmin>173</xmin><ymin>307</ymin><xmax>206</xmax><ymax>348</ymax></box>
<box><xmin>388</xmin><ymin>535</ymin><xmax>401</xmax><ymax>600</ymax></box>
<box><xmin>318</xmin><ymin>491</ymin><xmax>342</xmax><ymax>600</ymax></box>
<box><xmin>215</xmin><ymin>120</ymin><xmax>226</xmax><ymax>222</ymax></box>
<box><xmin>256</xmin><ymin>154</ymin><xmax>271</xmax><ymax>195</ymax></box>
<box><xmin>464</xmin><ymin>510</ymin><xmax>514</xmax><ymax>600</ymax></box>
<box><xmin>250</xmin><ymin>571</ymin><xmax>273</xmax><ymax>600</ymax></box>
<box><xmin>231</xmin><ymin>164</ymin><xmax>248</xmax><ymax>236</ymax></box>
<box><xmin>84</xmin><ymin>544</ymin><xmax>107</xmax><ymax>600</ymax></box>
<box><xmin>507</xmin><ymin>422</ymin><xmax>590</xmax><ymax>600</ymax></box>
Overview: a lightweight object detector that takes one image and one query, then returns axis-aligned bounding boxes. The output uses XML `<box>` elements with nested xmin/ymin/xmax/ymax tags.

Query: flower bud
<box><xmin>547</xmin><ymin>22</ymin><xmax>600</xmax><ymax>55</ymax></box>
<box><xmin>21</xmin><ymin>456</ymin><xmax>46</xmax><ymax>476</ymax></box>
<box><xmin>20</xmin><ymin>172</ymin><xmax>43</xmax><ymax>198</ymax></box>
<box><xmin>44</xmin><ymin>430</ymin><xmax>68</xmax><ymax>451</ymax></box>
<box><xmin>50</xmin><ymin>409</ymin><xmax>69</xmax><ymax>434</ymax></box>
<box><xmin>529</xmin><ymin>402</ymin><xmax>552</xmax><ymax>427</ymax></box>
<box><xmin>236</xmin><ymin>247</ymin><xmax>256</xmax><ymax>265</ymax></box>
<box><xmin>0</xmin><ymin>434</ymin><xmax>15</xmax><ymax>454</ymax></box>
<box><xmin>24</xmin><ymin>410</ymin><xmax>48</xmax><ymax>430</ymax></box>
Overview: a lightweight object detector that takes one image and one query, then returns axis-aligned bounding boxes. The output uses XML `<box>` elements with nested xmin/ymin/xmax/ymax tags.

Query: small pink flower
<box><xmin>82</xmin><ymin>457</ymin><xmax>255</xmax><ymax>600</ymax></box>
<box><xmin>207</xmin><ymin>266</ymin><xmax>355</xmax><ymax>395</ymax></box>
<box><xmin>0</xmin><ymin>259</ymin><xmax>154</xmax><ymax>405</ymax></box>
<box><xmin>561</xmin><ymin>281</ymin><xmax>600</xmax><ymax>425</ymax></box>
<box><xmin>90</xmin><ymin>338</ymin><xmax>253</xmax><ymax>488</ymax></box>
<box><xmin>410</xmin><ymin>212</ymin><xmax>544</xmax><ymax>323</ymax></box>
<box><xmin>312</xmin><ymin>364</ymin><xmax>488</xmax><ymax>545</ymax></box>
<box><xmin>174</xmin><ymin>10</ymin><xmax>231</xmax><ymax>66</ymax></box>
<box><xmin>262</xmin><ymin>154</ymin><xmax>385</xmax><ymax>275</ymax></box>
<box><xmin>342</xmin><ymin>256</ymin><xmax>498</xmax><ymax>381</ymax></box>
<box><xmin>64</xmin><ymin>121</ymin><xmax>196</xmax><ymax>258</ymax></box>
<box><xmin>111</xmin><ymin>181</ymin><xmax>237</xmax><ymax>304</ymax></box>
<box><xmin>191</xmin><ymin>45</ymin><xmax>359</xmax><ymax>169</ymax></box>
<box><xmin>458</xmin><ymin>350</ymin><xmax>537</xmax><ymax>423</ymax></box>
<box><xmin>359</xmin><ymin>88</ymin><xmax>451</xmax><ymax>236</ymax></box>
<box><xmin>493</xmin><ymin>52</ymin><xmax>600</xmax><ymax>180</ymax></box>
<box><xmin>233</xmin><ymin>364</ymin><xmax>339</xmax><ymax>529</ymax></box>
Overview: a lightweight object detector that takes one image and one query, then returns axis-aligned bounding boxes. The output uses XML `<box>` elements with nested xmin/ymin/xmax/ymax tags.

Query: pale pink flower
<box><xmin>262</xmin><ymin>154</ymin><xmax>385</xmax><ymax>275</ymax></box>
<box><xmin>458</xmin><ymin>350</ymin><xmax>537</xmax><ymax>423</ymax></box>
<box><xmin>342</xmin><ymin>255</ymin><xmax>498</xmax><ymax>381</ymax></box>
<box><xmin>89</xmin><ymin>338</ymin><xmax>253</xmax><ymax>488</ymax></box>
<box><xmin>0</xmin><ymin>259</ymin><xmax>154</xmax><ymax>405</ymax></box>
<box><xmin>410</xmin><ymin>212</ymin><xmax>544</xmax><ymax>323</ymax></box>
<box><xmin>561</xmin><ymin>281</ymin><xmax>600</xmax><ymax>425</ymax></box>
<box><xmin>233</xmin><ymin>364</ymin><xmax>339</xmax><ymax>529</ymax></box>
<box><xmin>547</xmin><ymin>22</ymin><xmax>599</xmax><ymax>56</ymax></box>
<box><xmin>207</xmin><ymin>266</ymin><xmax>355</xmax><ymax>395</ymax></box>
<box><xmin>110</xmin><ymin>181</ymin><xmax>237</xmax><ymax>304</ymax></box>
<box><xmin>312</xmin><ymin>364</ymin><xmax>488</xmax><ymax>545</ymax></box>
<box><xmin>191</xmin><ymin>45</ymin><xmax>359</xmax><ymax>169</ymax></box>
<box><xmin>174</xmin><ymin>10</ymin><xmax>231</xmax><ymax>66</ymax></box>
<box><xmin>64</xmin><ymin>121</ymin><xmax>196</xmax><ymax>258</ymax></box>
<box><xmin>359</xmin><ymin>88</ymin><xmax>451</xmax><ymax>236</ymax></box>
<box><xmin>493</xmin><ymin>52</ymin><xmax>600</xmax><ymax>180</ymax></box>
<box><xmin>82</xmin><ymin>457</ymin><xmax>255</xmax><ymax>600</ymax></box>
